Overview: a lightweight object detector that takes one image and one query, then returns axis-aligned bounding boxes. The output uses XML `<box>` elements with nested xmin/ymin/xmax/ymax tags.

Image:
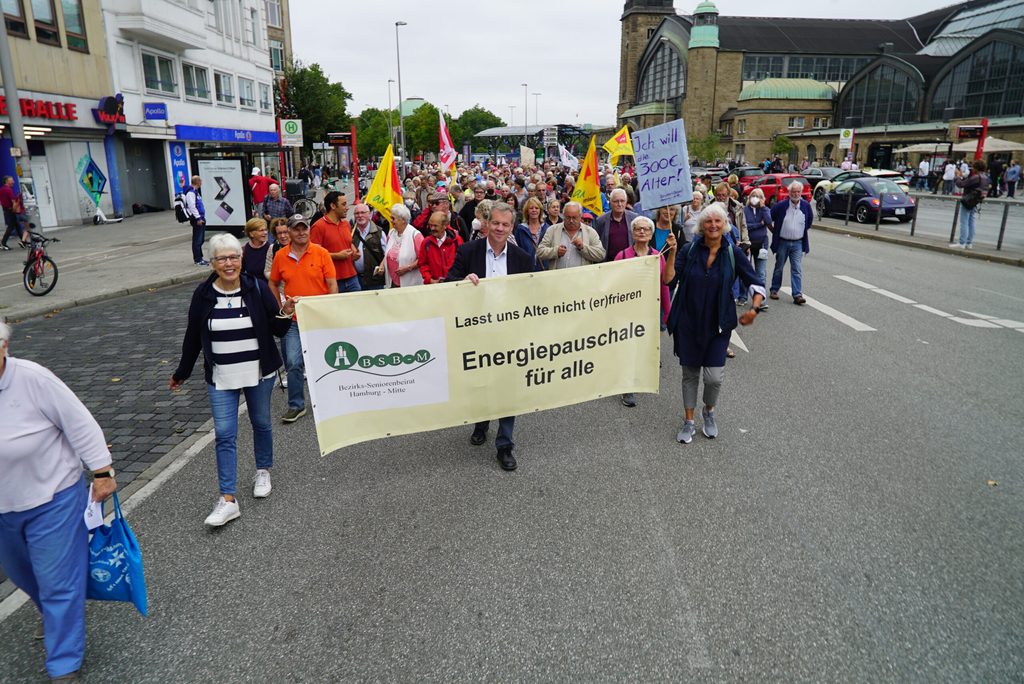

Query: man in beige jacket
<box><xmin>535</xmin><ymin>201</ymin><xmax>605</xmax><ymax>269</ymax></box>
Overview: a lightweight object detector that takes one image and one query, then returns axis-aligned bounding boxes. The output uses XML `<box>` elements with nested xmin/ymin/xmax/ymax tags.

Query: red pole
<box><xmin>974</xmin><ymin>118</ymin><xmax>989</xmax><ymax>161</ymax></box>
<box><xmin>351</xmin><ymin>124</ymin><xmax>360</xmax><ymax>203</ymax></box>
<box><xmin>276</xmin><ymin>118</ymin><xmax>287</xmax><ymax>183</ymax></box>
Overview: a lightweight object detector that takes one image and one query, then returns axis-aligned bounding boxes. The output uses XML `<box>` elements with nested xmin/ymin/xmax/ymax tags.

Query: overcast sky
<box><xmin>290</xmin><ymin>0</ymin><xmax>961</xmax><ymax>127</ymax></box>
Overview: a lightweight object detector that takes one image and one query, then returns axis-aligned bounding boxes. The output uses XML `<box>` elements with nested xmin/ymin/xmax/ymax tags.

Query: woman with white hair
<box><xmin>382</xmin><ymin>203</ymin><xmax>424</xmax><ymax>288</ymax></box>
<box><xmin>613</xmin><ymin>215</ymin><xmax>678</xmax><ymax>407</ymax></box>
<box><xmin>170</xmin><ymin>233</ymin><xmax>294</xmax><ymax>526</ymax></box>
<box><xmin>0</xmin><ymin>318</ymin><xmax>116</xmax><ymax>680</ymax></box>
<box><xmin>667</xmin><ymin>203</ymin><xmax>765</xmax><ymax>444</ymax></box>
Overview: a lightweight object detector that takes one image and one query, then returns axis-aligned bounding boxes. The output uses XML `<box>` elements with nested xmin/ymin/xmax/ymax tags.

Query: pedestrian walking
<box><xmin>1004</xmin><ymin>159</ymin><xmax>1019</xmax><ymax>199</ymax></box>
<box><xmin>942</xmin><ymin>161</ymin><xmax>957</xmax><ymax>195</ymax></box>
<box><xmin>241</xmin><ymin>218</ymin><xmax>271</xmax><ymax>281</ymax></box>
<box><xmin>170</xmin><ymin>234</ymin><xmax>294</xmax><ymax>526</ymax></box>
<box><xmin>0</xmin><ymin>319</ymin><xmax>116</xmax><ymax>681</ymax></box>
<box><xmin>351</xmin><ymin>203</ymin><xmax>387</xmax><ymax>291</ymax></box>
<box><xmin>512</xmin><ymin>197</ymin><xmax>547</xmax><ymax>267</ymax></box>
<box><xmin>0</xmin><ymin>175</ymin><xmax>28</xmax><ymax>250</ymax></box>
<box><xmin>917</xmin><ymin>159</ymin><xmax>931</xmax><ymax>191</ymax></box>
<box><xmin>614</xmin><ymin>215</ymin><xmax>677</xmax><ymax>407</ymax></box>
<box><xmin>445</xmin><ymin>202</ymin><xmax>535</xmax><ymax>471</ymax></box>
<box><xmin>419</xmin><ymin>211</ymin><xmax>463</xmax><ymax>283</ymax></box>
<box><xmin>310</xmin><ymin>191</ymin><xmax>361</xmax><ymax>293</ymax></box>
<box><xmin>268</xmin><ymin>215</ymin><xmax>339</xmax><ymax>423</ymax></box>
<box><xmin>667</xmin><ymin>203</ymin><xmax>765</xmax><ymax>443</ymax></box>
<box><xmin>768</xmin><ymin>181</ymin><xmax>812</xmax><ymax>305</ymax></box>
<box><xmin>383</xmin><ymin>203</ymin><xmax>424</xmax><ymax>288</ymax></box>
<box><xmin>259</xmin><ymin>184</ymin><xmax>294</xmax><ymax>223</ymax></box>
<box><xmin>951</xmin><ymin>160</ymin><xmax>990</xmax><ymax>249</ymax></box>
<box><xmin>183</xmin><ymin>175</ymin><xmax>208</xmax><ymax>266</ymax></box>
<box><xmin>535</xmin><ymin>201</ymin><xmax>606</xmax><ymax>269</ymax></box>
<box><xmin>743</xmin><ymin>188</ymin><xmax>773</xmax><ymax>309</ymax></box>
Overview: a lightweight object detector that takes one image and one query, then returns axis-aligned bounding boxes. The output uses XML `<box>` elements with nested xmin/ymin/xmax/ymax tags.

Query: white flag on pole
<box><xmin>558</xmin><ymin>144</ymin><xmax>579</xmax><ymax>171</ymax></box>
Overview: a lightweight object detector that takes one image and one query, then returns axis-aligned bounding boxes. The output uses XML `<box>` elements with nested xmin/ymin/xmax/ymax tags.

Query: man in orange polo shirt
<box><xmin>269</xmin><ymin>214</ymin><xmax>338</xmax><ymax>423</ymax></box>
<box><xmin>310</xmin><ymin>191</ymin><xmax>361</xmax><ymax>292</ymax></box>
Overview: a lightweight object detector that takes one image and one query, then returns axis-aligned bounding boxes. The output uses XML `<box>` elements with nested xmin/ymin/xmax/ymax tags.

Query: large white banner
<box><xmin>630</xmin><ymin>119</ymin><xmax>693</xmax><ymax>209</ymax></box>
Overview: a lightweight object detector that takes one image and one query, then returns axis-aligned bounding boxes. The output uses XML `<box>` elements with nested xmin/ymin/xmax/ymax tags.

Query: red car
<box><xmin>743</xmin><ymin>173</ymin><xmax>813</xmax><ymax>206</ymax></box>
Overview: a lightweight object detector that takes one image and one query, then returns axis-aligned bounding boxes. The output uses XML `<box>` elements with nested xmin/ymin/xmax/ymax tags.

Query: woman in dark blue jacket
<box><xmin>512</xmin><ymin>197</ymin><xmax>547</xmax><ymax>270</ymax></box>
<box><xmin>743</xmin><ymin>187</ymin><xmax>773</xmax><ymax>307</ymax></box>
<box><xmin>169</xmin><ymin>234</ymin><xmax>294</xmax><ymax>527</ymax></box>
<box><xmin>667</xmin><ymin>203</ymin><xmax>765</xmax><ymax>445</ymax></box>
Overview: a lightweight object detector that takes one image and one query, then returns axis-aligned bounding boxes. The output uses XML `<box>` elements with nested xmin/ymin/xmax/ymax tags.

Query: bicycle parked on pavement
<box><xmin>23</xmin><ymin>231</ymin><xmax>59</xmax><ymax>296</ymax></box>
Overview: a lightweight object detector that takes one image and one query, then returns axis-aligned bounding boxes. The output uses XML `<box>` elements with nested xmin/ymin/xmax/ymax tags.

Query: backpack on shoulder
<box><xmin>173</xmin><ymin>191</ymin><xmax>189</xmax><ymax>223</ymax></box>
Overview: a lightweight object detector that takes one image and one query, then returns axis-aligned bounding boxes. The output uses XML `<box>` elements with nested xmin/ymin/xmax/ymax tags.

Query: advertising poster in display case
<box><xmin>197</xmin><ymin>158</ymin><xmax>247</xmax><ymax>234</ymax></box>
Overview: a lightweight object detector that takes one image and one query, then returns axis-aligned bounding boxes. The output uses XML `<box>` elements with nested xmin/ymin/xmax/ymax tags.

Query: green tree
<box><xmin>354</xmin><ymin>107</ymin><xmax>394</xmax><ymax>160</ymax></box>
<box><xmin>277</xmin><ymin>60</ymin><xmax>352</xmax><ymax>157</ymax></box>
<box><xmin>450</xmin><ymin>105</ymin><xmax>505</xmax><ymax>147</ymax></box>
<box><xmin>687</xmin><ymin>132</ymin><xmax>726</xmax><ymax>165</ymax></box>
<box><xmin>403</xmin><ymin>101</ymin><xmax>441</xmax><ymax>158</ymax></box>
<box><xmin>771</xmin><ymin>135</ymin><xmax>795</xmax><ymax>157</ymax></box>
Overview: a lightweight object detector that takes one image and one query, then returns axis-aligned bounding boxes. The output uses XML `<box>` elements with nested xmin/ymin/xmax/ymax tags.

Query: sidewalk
<box><xmin>0</xmin><ymin>212</ymin><xmax>207</xmax><ymax>322</ymax></box>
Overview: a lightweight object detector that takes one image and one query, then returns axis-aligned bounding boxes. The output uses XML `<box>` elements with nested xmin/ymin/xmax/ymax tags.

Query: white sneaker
<box><xmin>949</xmin><ymin>243</ymin><xmax>964</xmax><ymax>248</ymax></box>
<box><xmin>253</xmin><ymin>469</ymin><xmax>272</xmax><ymax>498</ymax></box>
<box><xmin>965</xmin><ymin>243</ymin><xmax>974</xmax><ymax>250</ymax></box>
<box><xmin>204</xmin><ymin>497</ymin><xmax>240</xmax><ymax>527</ymax></box>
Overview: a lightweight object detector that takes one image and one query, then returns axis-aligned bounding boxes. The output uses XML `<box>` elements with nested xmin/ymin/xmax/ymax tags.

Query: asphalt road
<box><xmin>1</xmin><ymin>231</ymin><xmax>1022</xmax><ymax>682</ymax></box>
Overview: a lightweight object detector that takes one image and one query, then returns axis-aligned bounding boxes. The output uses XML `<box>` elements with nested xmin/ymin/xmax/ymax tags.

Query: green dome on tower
<box><xmin>689</xmin><ymin>0</ymin><xmax>719</xmax><ymax>48</ymax></box>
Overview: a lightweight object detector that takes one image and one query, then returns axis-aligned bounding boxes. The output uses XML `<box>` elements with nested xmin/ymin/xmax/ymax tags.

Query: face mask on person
<box><xmin>750</xmin><ymin>197</ymin><xmax>761</xmax><ymax>206</ymax></box>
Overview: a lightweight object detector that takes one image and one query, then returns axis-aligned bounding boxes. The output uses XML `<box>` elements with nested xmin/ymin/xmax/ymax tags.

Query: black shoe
<box><xmin>756</xmin><ymin>304</ymin><xmax>769</xmax><ymax>312</ymax></box>
<box><xmin>497</xmin><ymin>447</ymin><xmax>517</xmax><ymax>471</ymax></box>
<box><xmin>470</xmin><ymin>426</ymin><xmax>488</xmax><ymax>446</ymax></box>
<box><xmin>0</xmin><ymin>244</ymin><xmax>10</xmax><ymax>251</ymax></box>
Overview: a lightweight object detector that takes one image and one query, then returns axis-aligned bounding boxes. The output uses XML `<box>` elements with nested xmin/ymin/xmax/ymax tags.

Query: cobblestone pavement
<box><xmin>8</xmin><ymin>281</ymin><xmax>211</xmax><ymax>486</ymax></box>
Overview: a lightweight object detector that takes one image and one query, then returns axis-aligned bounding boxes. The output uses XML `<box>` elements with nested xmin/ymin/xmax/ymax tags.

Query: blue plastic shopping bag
<box><xmin>86</xmin><ymin>492</ymin><xmax>148</xmax><ymax>616</ymax></box>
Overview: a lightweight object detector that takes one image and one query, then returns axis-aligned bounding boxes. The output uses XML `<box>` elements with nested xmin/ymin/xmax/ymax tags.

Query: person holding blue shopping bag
<box><xmin>170</xmin><ymin>234</ymin><xmax>295</xmax><ymax>527</ymax></box>
<box><xmin>0</xmin><ymin>319</ymin><xmax>116</xmax><ymax>682</ymax></box>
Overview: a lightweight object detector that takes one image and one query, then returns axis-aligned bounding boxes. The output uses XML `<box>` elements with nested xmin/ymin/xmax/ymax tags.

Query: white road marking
<box><xmin>914</xmin><ymin>304</ymin><xmax>952</xmax><ymax>317</ymax></box>
<box><xmin>781</xmin><ymin>287</ymin><xmax>876</xmax><ymax>332</ymax></box>
<box><xmin>834</xmin><ymin>275</ymin><xmax>876</xmax><ymax>289</ymax></box>
<box><xmin>873</xmin><ymin>288</ymin><xmax>917</xmax><ymax>304</ymax></box>
<box><xmin>730</xmin><ymin>330</ymin><xmax>749</xmax><ymax>353</ymax></box>
<box><xmin>991</xmin><ymin>319</ymin><xmax>1024</xmax><ymax>329</ymax></box>
<box><xmin>949</xmin><ymin>317</ymin><xmax>1003</xmax><ymax>328</ymax></box>
<box><xmin>959</xmin><ymin>310</ymin><xmax>997</xmax><ymax>319</ymax></box>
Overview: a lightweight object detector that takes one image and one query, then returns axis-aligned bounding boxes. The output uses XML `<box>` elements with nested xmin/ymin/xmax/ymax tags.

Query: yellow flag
<box><xmin>365</xmin><ymin>144</ymin><xmax>404</xmax><ymax>225</ymax></box>
<box><xmin>602</xmin><ymin>125</ymin><xmax>635</xmax><ymax>164</ymax></box>
<box><xmin>571</xmin><ymin>136</ymin><xmax>603</xmax><ymax>217</ymax></box>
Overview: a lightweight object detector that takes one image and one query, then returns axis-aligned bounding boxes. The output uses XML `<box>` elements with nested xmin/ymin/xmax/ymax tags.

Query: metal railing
<box><xmin>907</xmin><ymin>192</ymin><xmax>1023</xmax><ymax>251</ymax></box>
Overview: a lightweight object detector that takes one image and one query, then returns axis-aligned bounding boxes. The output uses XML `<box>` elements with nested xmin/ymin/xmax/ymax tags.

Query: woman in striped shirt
<box><xmin>170</xmin><ymin>234</ymin><xmax>295</xmax><ymax>527</ymax></box>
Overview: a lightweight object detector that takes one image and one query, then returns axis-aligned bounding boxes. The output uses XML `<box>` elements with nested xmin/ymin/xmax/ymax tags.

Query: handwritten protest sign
<box><xmin>631</xmin><ymin>119</ymin><xmax>693</xmax><ymax>209</ymax></box>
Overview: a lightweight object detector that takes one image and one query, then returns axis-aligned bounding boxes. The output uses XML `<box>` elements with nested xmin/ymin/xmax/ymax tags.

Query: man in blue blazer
<box><xmin>768</xmin><ymin>181</ymin><xmax>812</xmax><ymax>305</ymax></box>
<box><xmin>445</xmin><ymin>201</ymin><xmax>534</xmax><ymax>471</ymax></box>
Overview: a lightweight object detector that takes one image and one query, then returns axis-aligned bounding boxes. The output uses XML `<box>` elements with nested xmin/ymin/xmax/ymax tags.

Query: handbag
<box><xmin>87</xmin><ymin>492</ymin><xmax>148</xmax><ymax>616</ymax></box>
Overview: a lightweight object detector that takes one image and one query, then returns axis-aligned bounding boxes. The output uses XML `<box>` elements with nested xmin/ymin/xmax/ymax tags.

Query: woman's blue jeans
<box><xmin>207</xmin><ymin>376</ymin><xmax>275</xmax><ymax>495</ymax></box>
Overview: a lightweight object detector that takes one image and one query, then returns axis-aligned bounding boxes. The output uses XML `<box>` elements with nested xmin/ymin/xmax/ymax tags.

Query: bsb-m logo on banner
<box><xmin>304</xmin><ymin>319</ymin><xmax>450</xmax><ymax>422</ymax></box>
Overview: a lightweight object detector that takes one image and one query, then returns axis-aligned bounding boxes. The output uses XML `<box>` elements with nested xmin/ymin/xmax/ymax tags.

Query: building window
<box><xmin>238</xmin><ymin>78</ymin><xmax>255</xmax><ymax>108</ymax></box>
<box><xmin>247</xmin><ymin>7</ymin><xmax>258</xmax><ymax>45</ymax></box>
<box><xmin>31</xmin><ymin>0</ymin><xmax>59</xmax><ymax>45</ymax></box>
<box><xmin>788</xmin><ymin>116</ymin><xmax>805</xmax><ymax>129</ymax></box>
<box><xmin>647</xmin><ymin>27</ymin><xmax>656</xmax><ymax>40</ymax></box>
<box><xmin>813</xmin><ymin>116</ymin><xmax>831</xmax><ymax>128</ymax></box>
<box><xmin>721</xmin><ymin>122</ymin><xmax>732</xmax><ymax>136</ymax></box>
<box><xmin>737</xmin><ymin>119</ymin><xmax>747</xmax><ymax>134</ymax></box>
<box><xmin>929</xmin><ymin>39</ymin><xmax>1024</xmax><ymax>121</ymax></box>
<box><xmin>259</xmin><ymin>82</ymin><xmax>271</xmax><ymax>110</ymax></box>
<box><xmin>638</xmin><ymin>40</ymin><xmax>685</xmax><ymax>104</ymax></box>
<box><xmin>265</xmin><ymin>0</ymin><xmax>281</xmax><ymax>28</ymax></box>
<box><xmin>61</xmin><ymin>0</ymin><xmax>86</xmax><ymax>51</ymax></box>
<box><xmin>839</xmin><ymin>63</ymin><xmax>922</xmax><ymax>127</ymax></box>
<box><xmin>734</xmin><ymin>144</ymin><xmax>745</xmax><ymax>163</ymax></box>
<box><xmin>142</xmin><ymin>52</ymin><xmax>177</xmax><ymax>94</ymax></box>
<box><xmin>269</xmin><ymin>39</ymin><xmax>284</xmax><ymax>73</ymax></box>
<box><xmin>182</xmin><ymin>63</ymin><xmax>210</xmax><ymax>100</ymax></box>
<box><xmin>742</xmin><ymin>54</ymin><xmax>872</xmax><ymax>82</ymax></box>
<box><xmin>214</xmin><ymin>71</ymin><xmax>234</xmax><ymax>105</ymax></box>
<box><xmin>3</xmin><ymin>0</ymin><xmax>27</xmax><ymax>36</ymax></box>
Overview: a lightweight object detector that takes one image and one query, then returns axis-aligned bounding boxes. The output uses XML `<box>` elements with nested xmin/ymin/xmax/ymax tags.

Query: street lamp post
<box><xmin>387</xmin><ymin>78</ymin><xmax>395</xmax><ymax>149</ymax></box>
<box><xmin>509</xmin><ymin>105</ymin><xmax>515</xmax><ymax>128</ymax></box>
<box><xmin>532</xmin><ymin>92</ymin><xmax>541</xmax><ymax>125</ymax></box>
<box><xmin>522</xmin><ymin>83</ymin><xmax>528</xmax><ymax>145</ymax></box>
<box><xmin>395</xmin><ymin>21</ymin><xmax>407</xmax><ymax>167</ymax></box>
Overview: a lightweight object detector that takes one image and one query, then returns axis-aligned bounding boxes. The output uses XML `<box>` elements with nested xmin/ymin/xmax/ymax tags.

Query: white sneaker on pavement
<box><xmin>204</xmin><ymin>497</ymin><xmax>240</xmax><ymax>527</ymax></box>
<box><xmin>253</xmin><ymin>469</ymin><xmax>272</xmax><ymax>498</ymax></box>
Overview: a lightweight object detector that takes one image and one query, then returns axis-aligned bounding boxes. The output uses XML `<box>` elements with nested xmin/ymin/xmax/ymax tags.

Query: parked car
<box><xmin>743</xmin><ymin>173</ymin><xmax>812</xmax><ymax>205</ymax></box>
<box><xmin>818</xmin><ymin>177</ymin><xmax>916</xmax><ymax>223</ymax></box>
<box><xmin>733</xmin><ymin>166</ymin><xmax>765</xmax><ymax>189</ymax></box>
<box><xmin>863</xmin><ymin>168</ymin><xmax>911</xmax><ymax>191</ymax></box>
<box><xmin>801</xmin><ymin>166</ymin><xmax>844</xmax><ymax>189</ymax></box>
<box><xmin>812</xmin><ymin>170</ymin><xmax>868</xmax><ymax>200</ymax></box>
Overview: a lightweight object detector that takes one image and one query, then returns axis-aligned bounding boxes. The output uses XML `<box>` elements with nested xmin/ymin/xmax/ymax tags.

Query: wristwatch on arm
<box><xmin>92</xmin><ymin>467</ymin><xmax>116</xmax><ymax>479</ymax></box>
